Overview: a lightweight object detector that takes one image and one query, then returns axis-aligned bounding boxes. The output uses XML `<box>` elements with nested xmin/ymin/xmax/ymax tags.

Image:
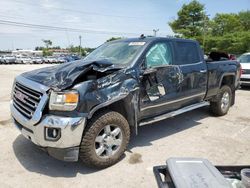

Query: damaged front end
<box><xmin>22</xmin><ymin>59</ymin><xmax>140</xmax><ymax>128</ymax></box>
<box><xmin>11</xmin><ymin>59</ymin><xmax>141</xmax><ymax>161</ymax></box>
<box><xmin>11</xmin><ymin>38</ymin><xmax>148</xmax><ymax>162</ymax></box>
<box><xmin>22</xmin><ymin>59</ymin><xmax>119</xmax><ymax>90</ymax></box>
<box><xmin>72</xmin><ymin>62</ymin><xmax>140</xmax><ymax>130</ymax></box>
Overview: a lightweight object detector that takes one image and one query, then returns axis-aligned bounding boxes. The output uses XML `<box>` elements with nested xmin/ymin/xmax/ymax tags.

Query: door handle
<box><xmin>200</xmin><ymin>69</ymin><xmax>207</xmax><ymax>73</ymax></box>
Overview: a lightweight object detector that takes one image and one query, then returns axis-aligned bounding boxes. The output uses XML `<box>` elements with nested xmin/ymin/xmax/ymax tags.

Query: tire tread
<box><xmin>210</xmin><ymin>85</ymin><xmax>232</xmax><ymax>116</ymax></box>
<box><xmin>79</xmin><ymin>110</ymin><xmax>130</xmax><ymax>168</ymax></box>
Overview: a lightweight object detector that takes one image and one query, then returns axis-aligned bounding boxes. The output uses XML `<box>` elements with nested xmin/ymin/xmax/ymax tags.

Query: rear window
<box><xmin>238</xmin><ymin>54</ymin><xmax>250</xmax><ymax>63</ymax></box>
<box><xmin>174</xmin><ymin>41</ymin><xmax>201</xmax><ymax>65</ymax></box>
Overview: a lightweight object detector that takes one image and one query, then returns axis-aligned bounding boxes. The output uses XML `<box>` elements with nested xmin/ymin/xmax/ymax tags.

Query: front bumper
<box><xmin>240</xmin><ymin>81</ymin><xmax>250</xmax><ymax>86</ymax></box>
<box><xmin>240</xmin><ymin>75</ymin><xmax>250</xmax><ymax>86</ymax></box>
<box><xmin>11</xmin><ymin>101</ymin><xmax>86</xmax><ymax>161</ymax></box>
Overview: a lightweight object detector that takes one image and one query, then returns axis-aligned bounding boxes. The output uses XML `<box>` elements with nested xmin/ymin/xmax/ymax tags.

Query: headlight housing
<box><xmin>49</xmin><ymin>90</ymin><xmax>79</xmax><ymax>111</ymax></box>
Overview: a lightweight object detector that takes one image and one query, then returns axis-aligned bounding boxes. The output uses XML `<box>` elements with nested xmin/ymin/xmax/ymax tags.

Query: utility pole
<box><xmin>79</xmin><ymin>35</ymin><xmax>82</xmax><ymax>57</ymax></box>
<box><xmin>202</xmin><ymin>14</ymin><xmax>210</xmax><ymax>51</ymax></box>
<box><xmin>153</xmin><ymin>29</ymin><xmax>159</xmax><ymax>37</ymax></box>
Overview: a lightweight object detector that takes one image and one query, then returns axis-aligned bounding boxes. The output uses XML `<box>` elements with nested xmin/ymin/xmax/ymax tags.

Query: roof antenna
<box><xmin>140</xmin><ymin>34</ymin><xmax>145</xmax><ymax>39</ymax></box>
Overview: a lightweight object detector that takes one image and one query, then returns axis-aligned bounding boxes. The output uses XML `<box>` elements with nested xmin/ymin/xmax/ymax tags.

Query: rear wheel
<box><xmin>210</xmin><ymin>85</ymin><xmax>232</xmax><ymax>116</ymax></box>
<box><xmin>79</xmin><ymin>110</ymin><xmax>130</xmax><ymax>168</ymax></box>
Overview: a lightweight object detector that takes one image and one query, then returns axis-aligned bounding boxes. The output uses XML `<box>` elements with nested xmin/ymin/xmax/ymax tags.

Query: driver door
<box><xmin>139</xmin><ymin>41</ymin><xmax>184</xmax><ymax>119</ymax></box>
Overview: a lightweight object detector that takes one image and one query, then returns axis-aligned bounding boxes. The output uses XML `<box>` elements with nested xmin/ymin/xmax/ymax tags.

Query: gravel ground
<box><xmin>0</xmin><ymin>64</ymin><xmax>250</xmax><ymax>188</ymax></box>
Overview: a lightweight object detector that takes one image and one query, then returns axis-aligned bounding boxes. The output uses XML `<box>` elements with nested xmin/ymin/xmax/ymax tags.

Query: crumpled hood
<box><xmin>22</xmin><ymin>59</ymin><xmax>118</xmax><ymax>90</ymax></box>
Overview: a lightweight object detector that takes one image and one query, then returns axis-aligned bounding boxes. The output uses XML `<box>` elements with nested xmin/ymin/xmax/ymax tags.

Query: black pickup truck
<box><xmin>10</xmin><ymin>37</ymin><xmax>241</xmax><ymax>168</ymax></box>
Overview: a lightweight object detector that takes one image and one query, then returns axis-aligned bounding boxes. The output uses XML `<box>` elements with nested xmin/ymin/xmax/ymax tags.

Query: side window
<box><xmin>174</xmin><ymin>42</ymin><xmax>201</xmax><ymax>65</ymax></box>
<box><xmin>146</xmin><ymin>42</ymin><xmax>172</xmax><ymax>68</ymax></box>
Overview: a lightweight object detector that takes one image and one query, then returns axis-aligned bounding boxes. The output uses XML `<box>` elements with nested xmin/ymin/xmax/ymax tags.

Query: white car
<box><xmin>32</xmin><ymin>57</ymin><xmax>43</xmax><ymax>64</ymax></box>
<box><xmin>47</xmin><ymin>56</ymin><xmax>57</xmax><ymax>64</ymax></box>
<box><xmin>16</xmin><ymin>57</ymin><xmax>32</xmax><ymax>64</ymax></box>
<box><xmin>3</xmin><ymin>55</ymin><xmax>16</xmax><ymax>64</ymax></box>
<box><xmin>238</xmin><ymin>52</ymin><xmax>250</xmax><ymax>87</ymax></box>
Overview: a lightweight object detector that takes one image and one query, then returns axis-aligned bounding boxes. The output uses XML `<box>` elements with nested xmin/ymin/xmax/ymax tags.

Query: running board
<box><xmin>139</xmin><ymin>101</ymin><xmax>209</xmax><ymax>126</ymax></box>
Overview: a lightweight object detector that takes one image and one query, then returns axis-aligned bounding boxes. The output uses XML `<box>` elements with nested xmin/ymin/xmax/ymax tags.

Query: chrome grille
<box><xmin>13</xmin><ymin>82</ymin><xmax>43</xmax><ymax>119</ymax></box>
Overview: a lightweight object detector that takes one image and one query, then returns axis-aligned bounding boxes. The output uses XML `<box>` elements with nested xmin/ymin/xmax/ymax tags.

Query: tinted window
<box><xmin>238</xmin><ymin>54</ymin><xmax>250</xmax><ymax>63</ymax></box>
<box><xmin>146</xmin><ymin>42</ymin><xmax>172</xmax><ymax>68</ymax></box>
<box><xmin>174</xmin><ymin>42</ymin><xmax>200</xmax><ymax>65</ymax></box>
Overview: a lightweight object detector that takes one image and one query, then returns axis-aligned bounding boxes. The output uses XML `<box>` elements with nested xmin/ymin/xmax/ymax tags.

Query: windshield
<box><xmin>84</xmin><ymin>41</ymin><xmax>145</xmax><ymax>65</ymax></box>
<box><xmin>238</xmin><ymin>54</ymin><xmax>250</xmax><ymax>63</ymax></box>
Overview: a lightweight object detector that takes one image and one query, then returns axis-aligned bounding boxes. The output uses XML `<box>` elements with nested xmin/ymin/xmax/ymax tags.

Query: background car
<box><xmin>46</xmin><ymin>56</ymin><xmax>57</xmax><ymax>64</ymax></box>
<box><xmin>0</xmin><ymin>56</ymin><xmax>4</xmax><ymax>64</ymax></box>
<box><xmin>17</xmin><ymin>57</ymin><xmax>32</xmax><ymax>64</ymax></box>
<box><xmin>238</xmin><ymin>52</ymin><xmax>250</xmax><ymax>87</ymax></box>
<box><xmin>57</xmin><ymin>57</ymin><xmax>67</xmax><ymax>63</ymax></box>
<box><xmin>2</xmin><ymin>55</ymin><xmax>16</xmax><ymax>64</ymax></box>
<box><xmin>32</xmin><ymin>57</ymin><xmax>43</xmax><ymax>64</ymax></box>
<box><xmin>63</xmin><ymin>56</ymin><xmax>75</xmax><ymax>62</ymax></box>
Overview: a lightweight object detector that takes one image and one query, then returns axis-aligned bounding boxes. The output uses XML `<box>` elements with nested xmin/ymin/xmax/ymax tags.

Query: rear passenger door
<box><xmin>172</xmin><ymin>41</ymin><xmax>207</xmax><ymax>105</ymax></box>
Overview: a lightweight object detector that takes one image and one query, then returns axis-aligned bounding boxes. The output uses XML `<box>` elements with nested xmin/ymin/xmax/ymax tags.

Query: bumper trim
<box><xmin>13</xmin><ymin>115</ymin><xmax>86</xmax><ymax>148</ymax></box>
<box><xmin>240</xmin><ymin>81</ymin><xmax>250</xmax><ymax>86</ymax></box>
<box><xmin>45</xmin><ymin>147</ymin><xmax>80</xmax><ymax>162</ymax></box>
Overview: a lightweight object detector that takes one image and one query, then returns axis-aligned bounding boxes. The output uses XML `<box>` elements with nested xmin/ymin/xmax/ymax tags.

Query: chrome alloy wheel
<box><xmin>221</xmin><ymin>91</ymin><xmax>230</xmax><ymax>111</ymax></box>
<box><xmin>95</xmin><ymin>124</ymin><xmax>123</xmax><ymax>158</ymax></box>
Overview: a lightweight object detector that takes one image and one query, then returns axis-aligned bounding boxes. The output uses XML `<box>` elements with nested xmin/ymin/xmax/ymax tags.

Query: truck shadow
<box><xmin>12</xmin><ymin>136</ymin><xmax>100</xmax><ymax>177</ymax></box>
<box><xmin>12</xmin><ymin>107</ymin><xmax>210</xmax><ymax>177</ymax></box>
<box><xmin>129</xmin><ymin>107</ymin><xmax>210</xmax><ymax>149</ymax></box>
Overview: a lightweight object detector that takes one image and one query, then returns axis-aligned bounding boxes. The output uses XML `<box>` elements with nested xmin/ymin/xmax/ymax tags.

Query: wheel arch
<box><xmin>210</xmin><ymin>74</ymin><xmax>236</xmax><ymax>105</ymax></box>
<box><xmin>220</xmin><ymin>74</ymin><xmax>235</xmax><ymax>88</ymax></box>
<box><xmin>87</xmin><ymin>93</ymin><xmax>139</xmax><ymax>131</ymax></box>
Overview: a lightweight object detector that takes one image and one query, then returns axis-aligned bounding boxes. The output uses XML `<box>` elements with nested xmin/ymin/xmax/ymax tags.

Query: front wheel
<box><xmin>210</xmin><ymin>85</ymin><xmax>232</xmax><ymax>116</ymax></box>
<box><xmin>79</xmin><ymin>110</ymin><xmax>130</xmax><ymax>168</ymax></box>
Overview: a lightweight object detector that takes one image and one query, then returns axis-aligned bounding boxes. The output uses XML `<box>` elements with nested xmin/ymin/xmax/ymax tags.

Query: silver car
<box><xmin>32</xmin><ymin>57</ymin><xmax>43</xmax><ymax>64</ymax></box>
<box><xmin>0</xmin><ymin>56</ymin><xmax>3</xmax><ymax>64</ymax></box>
<box><xmin>16</xmin><ymin>57</ymin><xmax>32</xmax><ymax>64</ymax></box>
<box><xmin>3</xmin><ymin>55</ymin><xmax>16</xmax><ymax>64</ymax></box>
<box><xmin>238</xmin><ymin>53</ymin><xmax>250</xmax><ymax>86</ymax></box>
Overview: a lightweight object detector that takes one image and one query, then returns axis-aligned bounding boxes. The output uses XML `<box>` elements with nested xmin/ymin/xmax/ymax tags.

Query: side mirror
<box><xmin>143</xmin><ymin>67</ymin><xmax>157</xmax><ymax>75</ymax></box>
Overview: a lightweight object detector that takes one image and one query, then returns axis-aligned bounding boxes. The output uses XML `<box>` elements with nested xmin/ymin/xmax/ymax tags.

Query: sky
<box><xmin>0</xmin><ymin>0</ymin><xmax>249</xmax><ymax>50</ymax></box>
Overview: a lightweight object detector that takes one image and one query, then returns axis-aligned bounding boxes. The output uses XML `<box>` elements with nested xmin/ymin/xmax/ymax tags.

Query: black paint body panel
<box><xmin>20</xmin><ymin>37</ymin><xmax>241</xmax><ymax>126</ymax></box>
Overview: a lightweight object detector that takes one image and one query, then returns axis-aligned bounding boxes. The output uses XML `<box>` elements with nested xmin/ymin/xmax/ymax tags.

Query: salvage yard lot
<box><xmin>1</xmin><ymin>65</ymin><xmax>250</xmax><ymax>188</ymax></box>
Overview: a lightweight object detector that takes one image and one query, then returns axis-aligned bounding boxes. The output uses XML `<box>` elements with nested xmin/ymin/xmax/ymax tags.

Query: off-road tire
<box><xmin>79</xmin><ymin>110</ymin><xmax>130</xmax><ymax>168</ymax></box>
<box><xmin>210</xmin><ymin>85</ymin><xmax>232</xmax><ymax>116</ymax></box>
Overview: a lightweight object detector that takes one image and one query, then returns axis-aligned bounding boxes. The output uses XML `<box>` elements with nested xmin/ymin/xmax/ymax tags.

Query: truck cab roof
<box><xmin>112</xmin><ymin>36</ymin><xmax>198</xmax><ymax>44</ymax></box>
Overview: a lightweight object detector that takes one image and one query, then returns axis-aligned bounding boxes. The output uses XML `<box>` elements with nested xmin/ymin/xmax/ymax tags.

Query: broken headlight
<box><xmin>49</xmin><ymin>90</ymin><xmax>79</xmax><ymax>111</ymax></box>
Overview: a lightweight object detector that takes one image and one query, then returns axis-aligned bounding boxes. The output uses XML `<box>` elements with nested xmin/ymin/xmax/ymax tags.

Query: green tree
<box><xmin>67</xmin><ymin>45</ymin><xmax>96</xmax><ymax>57</ymax></box>
<box><xmin>169</xmin><ymin>0</ymin><xmax>208</xmax><ymax>38</ymax></box>
<box><xmin>106</xmin><ymin>37</ymin><xmax>122</xmax><ymax>42</ymax></box>
<box><xmin>239</xmin><ymin>10</ymin><xmax>250</xmax><ymax>31</ymax></box>
<box><xmin>35</xmin><ymin>46</ymin><xmax>44</xmax><ymax>50</ymax></box>
<box><xmin>42</xmin><ymin>39</ymin><xmax>53</xmax><ymax>56</ymax></box>
<box><xmin>84</xmin><ymin>47</ymin><xmax>96</xmax><ymax>54</ymax></box>
<box><xmin>169</xmin><ymin>1</ymin><xmax>250</xmax><ymax>54</ymax></box>
<box><xmin>68</xmin><ymin>45</ymin><xmax>85</xmax><ymax>56</ymax></box>
<box><xmin>42</xmin><ymin>49</ymin><xmax>53</xmax><ymax>57</ymax></box>
<box><xmin>204</xmin><ymin>31</ymin><xmax>250</xmax><ymax>54</ymax></box>
<box><xmin>211</xmin><ymin>13</ymin><xmax>242</xmax><ymax>36</ymax></box>
<box><xmin>42</xmin><ymin>39</ymin><xmax>52</xmax><ymax>49</ymax></box>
